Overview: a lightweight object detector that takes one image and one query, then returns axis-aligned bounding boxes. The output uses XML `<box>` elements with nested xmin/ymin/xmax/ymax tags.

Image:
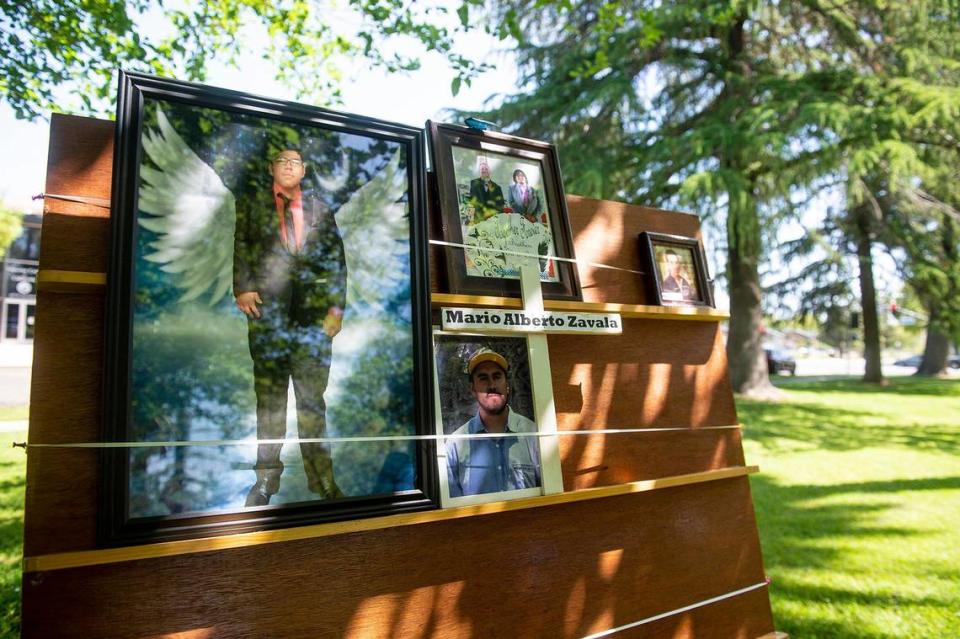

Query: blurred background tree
<box><xmin>0</xmin><ymin>205</ymin><xmax>22</xmax><ymax>256</ymax></box>
<box><xmin>462</xmin><ymin>0</ymin><xmax>960</xmax><ymax>388</ymax></box>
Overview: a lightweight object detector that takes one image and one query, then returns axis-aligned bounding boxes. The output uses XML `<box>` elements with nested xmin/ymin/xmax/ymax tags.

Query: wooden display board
<box><xmin>20</xmin><ymin>113</ymin><xmax>781</xmax><ymax>638</ymax></box>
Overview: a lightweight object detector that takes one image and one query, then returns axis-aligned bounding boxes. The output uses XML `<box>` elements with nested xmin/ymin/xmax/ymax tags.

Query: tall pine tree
<box><xmin>469</xmin><ymin>1</ymin><xmax>960</xmax><ymax>394</ymax></box>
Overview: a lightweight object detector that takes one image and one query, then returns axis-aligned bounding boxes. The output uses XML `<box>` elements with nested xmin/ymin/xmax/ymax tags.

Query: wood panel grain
<box><xmin>25</xmin><ymin>468</ymin><xmax>757</xmax><ymax>573</ymax></box>
<box><xmin>566</xmin><ymin>195</ymin><xmax>706</xmax><ymax>306</ymax></box>
<box><xmin>38</xmin><ymin>211</ymin><xmax>111</xmax><ymax>274</ymax></box>
<box><xmin>560</xmin><ymin>429</ymin><xmax>745</xmax><ymax>491</ymax></box>
<box><xmin>613</xmin><ymin>588</ymin><xmax>775</xmax><ymax>639</ymax></box>
<box><xmin>39</xmin><ymin>114</ymin><xmax>114</xmax><ymax>272</ymax></box>
<box><xmin>22</xmin><ymin>478</ymin><xmax>773</xmax><ymax>639</ymax></box>
<box><xmin>44</xmin><ymin>114</ymin><xmax>115</xmax><ymax>204</ymax></box>
<box><xmin>23</xmin><ymin>290</ymin><xmax>104</xmax><ymax>555</ymax></box>
<box><xmin>549</xmin><ymin>320</ymin><xmax>737</xmax><ymax>431</ymax></box>
<box><xmin>22</xmin><ymin>115</ymin><xmax>115</xmax><ymax>557</ymax></box>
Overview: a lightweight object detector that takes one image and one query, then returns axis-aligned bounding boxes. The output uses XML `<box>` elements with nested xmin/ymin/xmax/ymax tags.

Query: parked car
<box><xmin>893</xmin><ymin>354</ymin><xmax>923</xmax><ymax>368</ymax></box>
<box><xmin>893</xmin><ymin>354</ymin><xmax>960</xmax><ymax>369</ymax></box>
<box><xmin>765</xmin><ymin>348</ymin><xmax>797</xmax><ymax>375</ymax></box>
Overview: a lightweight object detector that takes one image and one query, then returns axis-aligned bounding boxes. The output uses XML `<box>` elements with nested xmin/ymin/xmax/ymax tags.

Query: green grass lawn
<box><xmin>0</xmin><ymin>406</ymin><xmax>27</xmax><ymax>422</ymax></box>
<box><xmin>0</xmin><ymin>428</ymin><xmax>25</xmax><ymax>639</ymax></box>
<box><xmin>741</xmin><ymin>377</ymin><xmax>960</xmax><ymax>638</ymax></box>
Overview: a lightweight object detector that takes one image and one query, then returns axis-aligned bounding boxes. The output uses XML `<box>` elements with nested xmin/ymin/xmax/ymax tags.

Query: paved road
<box><xmin>0</xmin><ymin>342</ymin><xmax>33</xmax><ymax>407</ymax></box>
<box><xmin>0</xmin><ymin>366</ymin><xmax>30</xmax><ymax>406</ymax></box>
<box><xmin>774</xmin><ymin>356</ymin><xmax>957</xmax><ymax>380</ymax></box>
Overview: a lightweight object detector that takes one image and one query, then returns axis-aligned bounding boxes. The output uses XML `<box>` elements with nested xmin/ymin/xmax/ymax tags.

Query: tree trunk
<box><xmin>916</xmin><ymin>309</ymin><xmax>950</xmax><ymax>376</ymax></box>
<box><xmin>726</xmin><ymin>196</ymin><xmax>777</xmax><ymax>397</ymax></box>
<box><xmin>855</xmin><ymin>208</ymin><xmax>884</xmax><ymax>383</ymax></box>
<box><xmin>722</xmin><ymin>16</ymin><xmax>777</xmax><ymax>399</ymax></box>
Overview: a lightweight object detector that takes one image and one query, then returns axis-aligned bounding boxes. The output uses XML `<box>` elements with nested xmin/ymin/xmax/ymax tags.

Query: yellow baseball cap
<box><xmin>467</xmin><ymin>349</ymin><xmax>509</xmax><ymax>376</ymax></box>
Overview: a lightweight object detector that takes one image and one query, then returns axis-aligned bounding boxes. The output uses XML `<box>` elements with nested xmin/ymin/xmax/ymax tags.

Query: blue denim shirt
<box><xmin>446</xmin><ymin>408</ymin><xmax>541</xmax><ymax>498</ymax></box>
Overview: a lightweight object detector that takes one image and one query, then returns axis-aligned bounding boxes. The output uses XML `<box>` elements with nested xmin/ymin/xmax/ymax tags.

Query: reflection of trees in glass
<box><xmin>435</xmin><ymin>336</ymin><xmax>534</xmax><ymax>435</ymax></box>
<box><xmin>328</xmin><ymin>324</ymin><xmax>416</xmax><ymax>496</ymax></box>
<box><xmin>129</xmin><ymin>306</ymin><xmax>253</xmax><ymax>517</ymax></box>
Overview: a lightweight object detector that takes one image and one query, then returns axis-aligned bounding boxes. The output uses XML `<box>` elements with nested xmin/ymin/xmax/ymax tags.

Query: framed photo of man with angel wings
<box><xmin>102</xmin><ymin>72</ymin><xmax>436</xmax><ymax>544</ymax></box>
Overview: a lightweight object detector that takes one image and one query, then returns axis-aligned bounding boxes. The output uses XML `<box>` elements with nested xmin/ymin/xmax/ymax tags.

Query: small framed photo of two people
<box><xmin>638</xmin><ymin>232</ymin><xmax>715</xmax><ymax>308</ymax></box>
<box><xmin>102</xmin><ymin>72</ymin><xmax>435</xmax><ymax>544</ymax></box>
<box><xmin>427</xmin><ymin>121</ymin><xmax>582</xmax><ymax>301</ymax></box>
<box><xmin>432</xmin><ymin>331</ymin><xmax>548</xmax><ymax>507</ymax></box>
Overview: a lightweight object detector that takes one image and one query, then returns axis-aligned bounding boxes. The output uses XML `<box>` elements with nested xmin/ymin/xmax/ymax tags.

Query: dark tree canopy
<box><xmin>465</xmin><ymin>0</ymin><xmax>960</xmax><ymax>393</ymax></box>
<box><xmin>0</xmin><ymin>0</ymin><xmax>488</xmax><ymax>120</ymax></box>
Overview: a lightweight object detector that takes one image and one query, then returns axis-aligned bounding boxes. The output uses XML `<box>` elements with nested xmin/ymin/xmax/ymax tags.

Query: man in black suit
<box><xmin>234</xmin><ymin>148</ymin><xmax>348</xmax><ymax>506</ymax></box>
<box><xmin>467</xmin><ymin>161</ymin><xmax>505</xmax><ymax>224</ymax></box>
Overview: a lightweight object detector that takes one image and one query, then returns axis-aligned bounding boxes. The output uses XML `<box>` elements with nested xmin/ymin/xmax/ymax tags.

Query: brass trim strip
<box><xmin>37</xmin><ymin>270</ymin><xmax>107</xmax><ymax>287</ymax></box>
<box><xmin>431</xmin><ymin>293</ymin><xmax>729</xmax><ymax>321</ymax></box>
<box><xmin>23</xmin><ymin>465</ymin><xmax>757</xmax><ymax>573</ymax></box>
<box><xmin>30</xmin><ymin>277</ymin><xmax>727</xmax><ymax>321</ymax></box>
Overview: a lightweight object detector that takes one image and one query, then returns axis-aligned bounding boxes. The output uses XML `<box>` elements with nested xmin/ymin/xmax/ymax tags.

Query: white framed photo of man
<box><xmin>432</xmin><ymin>331</ymin><xmax>546</xmax><ymax>506</ymax></box>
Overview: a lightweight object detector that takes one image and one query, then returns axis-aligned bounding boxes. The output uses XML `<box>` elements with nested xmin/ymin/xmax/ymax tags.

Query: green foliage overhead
<box><xmin>0</xmin><ymin>205</ymin><xmax>22</xmax><ymax>257</ymax></box>
<box><xmin>767</xmin><ymin>2</ymin><xmax>960</xmax><ymax>357</ymax></box>
<box><xmin>471</xmin><ymin>1</ymin><xmax>958</xmax><ymax>219</ymax></box>
<box><xmin>1</xmin><ymin>0</ymin><xmax>490</xmax><ymax>120</ymax></box>
<box><xmin>885</xmin><ymin>160</ymin><xmax>960</xmax><ymax>341</ymax></box>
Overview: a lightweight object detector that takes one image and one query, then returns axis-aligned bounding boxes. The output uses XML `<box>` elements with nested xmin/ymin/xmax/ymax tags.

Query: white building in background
<box><xmin>2</xmin><ymin>213</ymin><xmax>41</xmax><ymax>343</ymax></box>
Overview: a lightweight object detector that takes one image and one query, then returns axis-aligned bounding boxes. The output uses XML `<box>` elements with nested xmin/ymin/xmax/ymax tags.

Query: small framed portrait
<box><xmin>432</xmin><ymin>331</ymin><xmax>546</xmax><ymax>506</ymax></box>
<box><xmin>638</xmin><ymin>232</ymin><xmax>714</xmax><ymax>307</ymax></box>
<box><xmin>427</xmin><ymin>121</ymin><xmax>582</xmax><ymax>301</ymax></box>
<box><xmin>102</xmin><ymin>72</ymin><xmax>436</xmax><ymax>544</ymax></box>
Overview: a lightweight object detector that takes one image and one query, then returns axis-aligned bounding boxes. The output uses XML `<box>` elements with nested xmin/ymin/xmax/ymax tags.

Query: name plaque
<box><xmin>441</xmin><ymin>307</ymin><xmax>622</xmax><ymax>334</ymax></box>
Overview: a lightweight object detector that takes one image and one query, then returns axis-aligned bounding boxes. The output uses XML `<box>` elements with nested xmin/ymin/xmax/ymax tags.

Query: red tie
<box><xmin>277</xmin><ymin>193</ymin><xmax>298</xmax><ymax>252</ymax></box>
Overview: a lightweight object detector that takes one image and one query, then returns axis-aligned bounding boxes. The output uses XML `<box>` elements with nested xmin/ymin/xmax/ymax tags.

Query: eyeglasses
<box><xmin>273</xmin><ymin>157</ymin><xmax>304</xmax><ymax>168</ymax></box>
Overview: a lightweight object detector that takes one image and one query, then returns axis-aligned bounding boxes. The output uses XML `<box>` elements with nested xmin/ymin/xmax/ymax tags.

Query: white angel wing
<box><xmin>138</xmin><ymin>109</ymin><xmax>237</xmax><ymax>305</ymax></box>
<box><xmin>335</xmin><ymin>150</ymin><xmax>409</xmax><ymax>313</ymax></box>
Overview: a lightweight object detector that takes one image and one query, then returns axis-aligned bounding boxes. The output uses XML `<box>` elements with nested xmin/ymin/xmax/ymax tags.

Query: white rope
<box><xmin>429</xmin><ymin>239</ymin><xmax>645</xmax><ymax>275</ymax></box>
<box><xmin>14</xmin><ymin>425</ymin><xmax>739</xmax><ymax>449</ymax></box>
<box><xmin>41</xmin><ymin>193</ymin><xmax>112</xmax><ymax>208</ymax></box>
<box><xmin>579</xmin><ymin>579</ymin><xmax>771</xmax><ymax>639</ymax></box>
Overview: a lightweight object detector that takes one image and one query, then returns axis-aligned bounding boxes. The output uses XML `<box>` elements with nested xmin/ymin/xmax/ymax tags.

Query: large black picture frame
<box><xmin>427</xmin><ymin>121</ymin><xmax>582</xmax><ymax>301</ymax></box>
<box><xmin>102</xmin><ymin>71</ymin><xmax>437</xmax><ymax>545</ymax></box>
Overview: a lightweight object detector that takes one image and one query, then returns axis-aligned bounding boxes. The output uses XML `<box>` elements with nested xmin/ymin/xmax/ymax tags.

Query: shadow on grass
<box><xmin>738</xmin><ymin>398</ymin><xmax>960</xmax><ymax>455</ymax></box>
<box><xmin>750</xmin><ymin>473</ymin><xmax>960</xmax><ymax>638</ymax></box>
<box><xmin>0</xmin><ymin>434</ymin><xmax>25</xmax><ymax>639</ymax></box>
<box><xmin>773</xmin><ymin>375</ymin><xmax>960</xmax><ymax>397</ymax></box>
<box><xmin>0</xmin><ymin>480</ymin><xmax>22</xmax><ymax>639</ymax></box>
